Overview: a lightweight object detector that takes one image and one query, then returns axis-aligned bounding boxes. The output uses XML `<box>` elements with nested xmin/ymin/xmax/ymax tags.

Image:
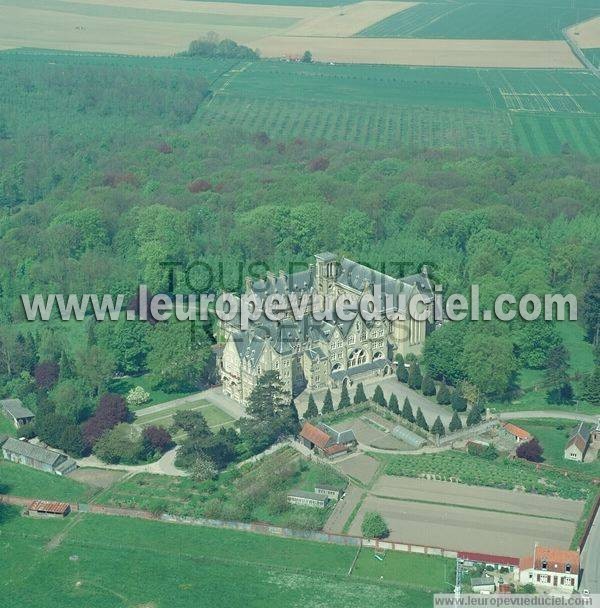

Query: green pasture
<box><xmin>0</xmin><ymin>509</ymin><xmax>436</xmax><ymax>608</ymax></box>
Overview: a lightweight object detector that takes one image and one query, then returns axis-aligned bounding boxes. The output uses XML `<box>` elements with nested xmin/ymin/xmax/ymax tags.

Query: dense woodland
<box><xmin>0</xmin><ymin>52</ymin><xmax>599</xmax><ymax>464</ymax></box>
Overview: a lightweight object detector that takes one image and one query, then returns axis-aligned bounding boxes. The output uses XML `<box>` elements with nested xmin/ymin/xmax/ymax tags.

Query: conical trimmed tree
<box><xmin>451</xmin><ymin>391</ymin><xmax>467</xmax><ymax>412</ymax></box>
<box><xmin>402</xmin><ymin>397</ymin><xmax>415</xmax><ymax>423</ymax></box>
<box><xmin>388</xmin><ymin>393</ymin><xmax>400</xmax><ymax>415</ymax></box>
<box><xmin>373</xmin><ymin>385</ymin><xmax>387</xmax><ymax>408</ymax></box>
<box><xmin>396</xmin><ymin>363</ymin><xmax>408</xmax><ymax>383</ymax></box>
<box><xmin>408</xmin><ymin>362</ymin><xmax>422</xmax><ymax>390</ymax></box>
<box><xmin>339</xmin><ymin>383</ymin><xmax>351</xmax><ymax>409</ymax></box>
<box><xmin>431</xmin><ymin>416</ymin><xmax>445</xmax><ymax>437</ymax></box>
<box><xmin>415</xmin><ymin>407</ymin><xmax>429</xmax><ymax>432</ymax></box>
<box><xmin>466</xmin><ymin>403</ymin><xmax>484</xmax><ymax>427</ymax></box>
<box><xmin>421</xmin><ymin>374</ymin><xmax>436</xmax><ymax>396</ymax></box>
<box><xmin>449</xmin><ymin>411</ymin><xmax>463</xmax><ymax>432</ymax></box>
<box><xmin>322</xmin><ymin>389</ymin><xmax>334</xmax><ymax>414</ymax></box>
<box><xmin>305</xmin><ymin>393</ymin><xmax>318</xmax><ymax>418</ymax></box>
<box><xmin>354</xmin><ymin>382</ymin><xmax>367</xmax><ymax>404</ymax></box>
<box><xmin>436</xmin><ymin>383</ymin><xmax>451</xmax><ymax>405</ymax></box>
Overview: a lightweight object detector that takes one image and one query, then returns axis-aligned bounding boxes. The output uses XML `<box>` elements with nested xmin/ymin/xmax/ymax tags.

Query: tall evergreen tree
<box><xmin>436</xmin><ymin>383</ymin><xmax>451</xmax><ymax>405</ymax></box>
<box><xmin>449</xmin><ymin>411</ymin><xmax>462</xmax><ymax>432</ymax></box>
<box><xmin>466</xmin><ymin>403</ymin><xmax>484</xmax><ymax>427</ymax></box>
<box><xmin>305</xmin><ymin>393</ymin><xmax>318</xmax><ymax>418</ymax></box>
<box><xmin>373</xmin><ymin>385</ymin><xmax>387</xmax><ymax>408</ymax></box>
<box><xmin>339</xmin><ymin>383</ymin><xmax>351</xmax><ymax>409</ymax></box>
<box><xmin>388</xmin><ymin>393</ymin><xmax>400</xmax><ymax>415</ymax></box>
<box><xmin>408</xmin><ymin>362</ymin><xmax>422</xmax><ymax>390</ymax></box>
<box><xmin>402</xmin><ymin>397</ymin><xmax>415</xmax><ymax>423</ymax></box>
<box><xmin>322</xmin><ymin>389</ymin><xmax>334</xmax><ymax>414</ymax></box>
<box><xmin>415</xmin><ymin>407</ymin><xmax>429</xmax><ymax>432</ymax></box>
<box><xmin>354</xmin><ymin>382</ymin><xmax>367</xmax><ymax>404</ymax></box>
<box><xmin>421</xmin><ymin>374</ymin><xmax>436</xmax><ymax>396</ymax></box>
<box><xmin>396</xmin><ymin>362</ymin><xmax>408</xmax><ymax>383</ymax></box>
<box><xmin>431</xmin><ymin>416</ymin><xmax>445</xmax><ymax>437</ymax></box>
<box><xmin>246</xmin><ymin>371</ymin><xmax>287</xmax><ymax>420</ymax></box>
<box><xmin>582</xmin><ymin>366</ymin><xmax>600</xmax><ymax>405</ymax></box>
<box><xmin>451</xmin><ymin>391</ymin><xmax>468</xmax><ymax>412</ymax></box>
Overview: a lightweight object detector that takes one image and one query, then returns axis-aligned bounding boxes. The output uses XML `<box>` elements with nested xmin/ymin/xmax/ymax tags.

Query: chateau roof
<box><xmin>330</xmin><ymin>358</ymin><xmax>390</xmax><ymax>381</ymax></box>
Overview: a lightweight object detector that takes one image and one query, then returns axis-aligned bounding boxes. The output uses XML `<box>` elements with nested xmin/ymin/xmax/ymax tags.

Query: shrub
<box><xmin>422</xmin><ymin>374</ymin><xmax>436</xmax><ymax>396</ymax></box>
<box><xmin>516</xmin><ymin>438</ymin><xmax>544</xmax><ymax>462</ymax></box>
<box><xmin>451</xmin><ymin>391</ymin><xmax>468</xmax><ymax>412</ymax></box>
<box><xmin>436</xmin><ymin>383</ymin><xmax>451</xmax><ymax>405</ymax></box>
<box><xmin>142</xmin><ymin>425</ymin><xmax>174</xmax><ymax>454</ymax></box>
<box><xmin>361</xmin><ymin>511</ymin><xmax>389</xmax><ymax>539</ymax></box>
<box><xmin>126</xmin><ymin>386</ymin><xmax>151</xmax><ymax>407</ymax></box>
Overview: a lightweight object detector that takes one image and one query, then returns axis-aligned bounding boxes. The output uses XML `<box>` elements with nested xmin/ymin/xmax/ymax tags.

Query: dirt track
<box><xmin>254</xmin><ymin>36</ymin><xmax>582</xmax><ymax>68</ymax></box>
<box><xmin>349</xmin><ymin>495</ymin><xmax>577</xmax><ymax>555</ymax></box>
<box><xmin>372</xmin><ymin>475</ymin><xmax>584</xmax><ymax>522</ymax></box>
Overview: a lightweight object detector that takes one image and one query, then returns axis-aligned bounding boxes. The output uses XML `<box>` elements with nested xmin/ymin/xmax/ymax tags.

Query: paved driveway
<box><xmin>581</xmin><ymin>507</ymin><xmax>600</xmax><ymax>593</ymax></box>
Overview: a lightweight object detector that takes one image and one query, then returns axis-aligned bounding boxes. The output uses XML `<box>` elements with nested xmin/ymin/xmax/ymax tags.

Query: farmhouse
<box><xmin>299</xmin><ymin>421</ymin><xmax>357</xmax><ymax>457</ymax></box>
<box><xmin>518</xmin><ymin>546</ymin><xmax>579</xmax><ymax>591</ymax></box>
<box><xmin>1</xmin><ymin>437</ymin><xmax>77</xmax><ymax>476</ymax></box>
<box><xmin>287</xmin><ymin>490</ymin><xmax>328</xmax><ymax>509</ymax></box>
<box><xmin>501</xmin><ymin>423</ymin><xmax>531</xmax><ymax>443</ymax></box>
<box><xmin>26</xmin><ymin>500</ymin><xmax>71</xmax><ymax>518</ymax></box>
<box><xmin>219</xmin><ymin>253</ymin><xmax>435</xmax><ymax>405</ymax></box>
<box><xmin>1</xmin><ymin>398</ymin><xmax>35</xmax><ymax>428</ymax></box>
<box><xmin>564</xmin><ymin>422</ymin><xmax>592</xmax><ymax>462</ymax></box>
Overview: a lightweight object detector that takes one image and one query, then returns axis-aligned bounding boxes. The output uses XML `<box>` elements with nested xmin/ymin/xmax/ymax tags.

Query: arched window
<box><xmin>332</xmin><ymin>363</ymin><xmax>342</xmax><ymax>372</ymax></box>
<box><xmin>373</xmin><ymin>351</ymin><xmax>384</xmax><ymax>360</ymax></box>
<box><xmin>348</xmin><ymin>348</ymin><xmax>367</xmax><ymax>368</ymax></box>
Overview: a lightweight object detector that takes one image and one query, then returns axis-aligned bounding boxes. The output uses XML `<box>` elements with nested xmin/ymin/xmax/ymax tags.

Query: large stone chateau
<box><xmin>219</xmin><ymin>253</ymin><xmax>435</xmax><ymax>405</ymax></box>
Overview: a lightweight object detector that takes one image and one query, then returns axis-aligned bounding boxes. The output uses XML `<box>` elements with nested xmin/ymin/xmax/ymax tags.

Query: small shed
<box><xmin>1</xmin><ymin>399</ymin><xmax>35</xmax><ymax>428</ymax></box>
<box><xmin>471</xmin><ymin>576</ymin><xmax>496</xmax><ymax>594</ymax></box>
<box><xmin>287</xmin><ymin>490</ymin><xmax>328</xmax><ymax>509</ymax></box>
<box><xmin>314</xmin><ymin>483</ymin><xmax>346</xmax><ymax>501</ymax></box>
<box><xmin>27</xmin><ymin>500</ymin><xmax>71</xmax><ymax>518</ymax></box>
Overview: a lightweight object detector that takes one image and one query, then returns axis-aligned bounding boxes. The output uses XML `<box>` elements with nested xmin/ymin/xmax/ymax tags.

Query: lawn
<box><xmin>1</xmin><ymin>509</ymin><xmax>436</xmax><ymax>607</ymax></box>
<box><xmin>509</xmin><ymin>418</ymin><xmax>600</xmax><ymax>478</ymax></box>
<box><xmin>100</xmin><ymin>446</ymin><xmax>346</xmax><ymax>530</ymax></box>
<box><xmin>109</xmin><ymin>374</ymin><xmax>195</xmax><ymax>409</ymax></box>
<box><xmin>353</xmin><ymin>548</ymin><xmax>455</xmax><ymax>592</ymax></box>
<box><xmin>0</xmin><ymin>460</ymin><xmax>95</xmax><ymax>502</ymax></box>
<box><xmin>383</xmin><ymin>450</ymin><xmax>592</xmax><ymax>500</ymax></box>
<box><xmin>0</xmin><ymin>415</ymin><xmax>17</xmax><ymax>438</ymax></box>
<box><xmin>134</xmin><ymin>398</ymin><xmax>234</xmax><ymax>431</ymax></box>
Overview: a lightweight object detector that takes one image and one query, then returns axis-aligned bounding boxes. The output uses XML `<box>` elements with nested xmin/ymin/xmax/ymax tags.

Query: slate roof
<box><xmin>318</xmin><ymin>422</ymin><xmax>356</xmax><ymax>445</ymax></box>
<box><xmin>287</xmin><ymin>489</ymin><xmax>327</xmax><ymax>501</ymax></box>
<box><xmin>566</xmin><ymin>422</ymin><xmax>592</xmax><ymax>453</ymax></box>
<box><xmin>2</xmin><ymin>437</ymin><xmax>64</xmax><ymax>466</ymax></box>
<box><xmin>1</xmin><ymin>399</ymin><xmax>35</xmax><ymax>420</ymax></box>
<box><xmin>330</xmin><ymin>358</ymin><xmax>390</xmax><ymax>382</ymax></box>
<box><xmin>471</xmin><ymin>577</ymin><xmax>495</xmax><ymax>588</ymax></box>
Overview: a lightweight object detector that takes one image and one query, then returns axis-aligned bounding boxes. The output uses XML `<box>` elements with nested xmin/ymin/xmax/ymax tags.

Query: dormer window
<box><xmin>565</xmin><ymin>564</ymin><xmax>571</xmax><ymax>573</ymax></box>
<box><xmin>541</xmin><ymin>560</ymin><xmax>548</xmax><ymax>570</ymax></box>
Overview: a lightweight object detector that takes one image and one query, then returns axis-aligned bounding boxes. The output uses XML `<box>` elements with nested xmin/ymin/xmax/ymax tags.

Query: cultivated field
<box><xmin>2</xmin><ymin>510</ymin><xmax>440</xmax><ymax>607</ymax></box>
<box><xmin>349</xmin><ymin>494</ymin><xmax>577</xmax><ymax>555</ymax></box>
<box><xmin>358</xmin><ymin>2</ymin><xmax>598</xmax><ymax>40</ymax></box>
<box><xmin>568</xmin><ymin>15</ymin><xmax>600</xmax><ymax>48</ymax></box>
<box><xmin>0</xmin><ymin>0</ymin><xmax>593</xmax><ymax>69</ymax></box>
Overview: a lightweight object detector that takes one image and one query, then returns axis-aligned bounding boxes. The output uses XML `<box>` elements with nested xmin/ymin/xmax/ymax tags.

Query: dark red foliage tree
<box><xmin>188</xmin><ymin>179</ymin><xmax>212</xmax><ymax>193</ymax></box>
<box><xmin>516</xmin><ymin>438</ymin><xmax>544</xmax><ymax>462</ymax></box>
<box><xmin>143</xmin><ymin>425</ymin><xmax>174</xmax><ymax>454</ymax></box>
<box><xmin>254</xmin><ymin>131</ymin><xmax>270</xmax><ymax>146</ymax></box>
<box><xmin>83</xmin><ymin>393</ymin><xmax>131</xmax><ymax>448</ymax></box>
<box><xmin>34</xmin><ymin>360</ymin><xmax>60</xmax><ymax>390</ymax></box>
<box><xmin>157</xmin><ymin>142</ymin><xmax>173</xmax><ymax>154</ymax></box>
<box><xmin>127</xmin><ymin>291</ymin><xmax>160</xmax><ymax>325</ymax></box>
<box><xmin>309</xmin><ymin>156</ymin><xmax>329</xmax><ymax>172</ymax></box>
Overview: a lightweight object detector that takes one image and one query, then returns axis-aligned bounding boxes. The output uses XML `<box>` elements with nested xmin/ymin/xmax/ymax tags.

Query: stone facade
<box><xmin>219</xmin><ymin>253</ymin><xmax>435</xmax><ymax>405</ymax></box>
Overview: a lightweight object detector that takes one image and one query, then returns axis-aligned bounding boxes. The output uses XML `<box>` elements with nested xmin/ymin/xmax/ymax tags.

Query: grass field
<box><xmin>134</xmin><ymin>398</ymin><xmax>235</xmax><ymax>430</ymax></box>
<box><xmin>0</xmin><ymin>509</ymin><xmax>439</xmax><ymax>607</ymax></box>
<box><xmin>383</xmin><ymin>450</ymin><xmax>593</xmax><ymax>500</ymax></box>
<box><xmin>0</xmin><ymin>460</ymin><xmax>94</xmax><ymax>502</ymax></box>
<box><xmin>509</xmin><ymin>418</ymin><xmax>600</xmax><ymax>478</ymax></box>
<box><xmin>357</xmin><ymin>2</ymin><xmax>598</xmax><ymax>40</ymax></box>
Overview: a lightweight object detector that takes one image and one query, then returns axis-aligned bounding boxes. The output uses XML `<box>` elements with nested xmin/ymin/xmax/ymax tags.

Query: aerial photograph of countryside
<box><xmin>0</xmin><ymin>0</ymin><xmax>599</xmax><ymax>606</ymax></box>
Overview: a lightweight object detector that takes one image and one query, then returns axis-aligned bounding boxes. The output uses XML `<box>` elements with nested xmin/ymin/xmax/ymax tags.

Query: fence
<box><xmin>579</xmin><ymin>492</ymin><xmax>600</xmax><ymax>552</ymax></box>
